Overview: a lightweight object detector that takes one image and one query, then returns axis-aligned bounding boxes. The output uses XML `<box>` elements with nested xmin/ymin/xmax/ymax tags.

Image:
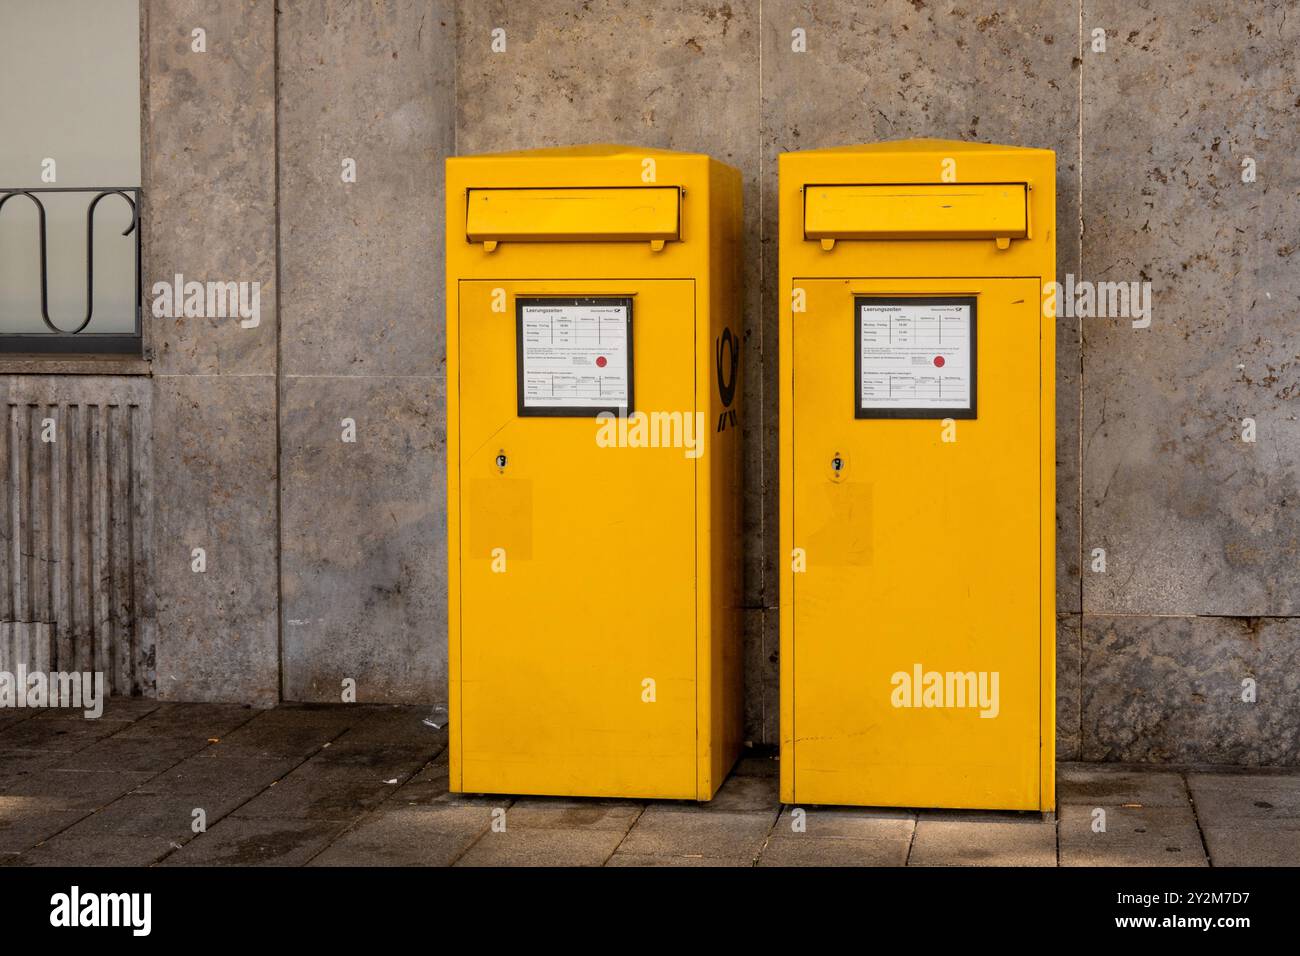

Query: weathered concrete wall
<box><xmin>141</xmin><ymin>0</ymin><xmax>453</xmax><ymax>705</ymax></box>
<box><xmin>277</xmin><ymin>0</ymin><xmax>453</xmax><ymax>702</ymax></box>
<box><xmin>146</xmin><ymin>0</ymin><xmax>280</xmax><ymax>704</ymax></box>
<box><xmin>1079</xmin><ymin>1</ymin><xmax>1300</xmax><ymax>760</ymax></box>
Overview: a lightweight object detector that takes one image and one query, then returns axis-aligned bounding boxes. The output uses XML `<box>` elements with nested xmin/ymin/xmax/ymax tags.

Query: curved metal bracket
<box><xmin>0</xmin><ymin>188</ymin><xmax>138</xmax><ymax>335</ymax></box>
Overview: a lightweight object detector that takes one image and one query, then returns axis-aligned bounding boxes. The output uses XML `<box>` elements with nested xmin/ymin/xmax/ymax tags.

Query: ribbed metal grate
<box><xmin>1</xmin><ymin>384</ymin><xmax>154</xmax><ymax>694</ymax></box>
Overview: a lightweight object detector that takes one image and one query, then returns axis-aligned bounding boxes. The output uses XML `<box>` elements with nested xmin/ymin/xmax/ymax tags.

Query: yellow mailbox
<box><xmin>446</xmin><ymin>145</ymin><xmax>744</xmax><ymax>800</ymax></box>
<box><xmin>779</xmin><ymin>140</ymin><xmax>1055</xmax><ymax>811</ymax></box>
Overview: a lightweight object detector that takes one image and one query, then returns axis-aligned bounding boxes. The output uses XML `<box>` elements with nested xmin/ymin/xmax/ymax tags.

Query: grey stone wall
<box><xmin>147</xmin><ymin>0</ymin><xmax>280</xmax><ymax>703</ymax></box>
<box><xmin>276</xmin><ymin>1</ymin><xmax>453</xmax><ymax>703</ymax></box>
<box><xmin>43</xmin><ymin>1</ymin><xmax>1291</xmax><ymax>762</ymax></box>
<box><xmin>1078</xmin><ymin>1</ymin><xmax>1300</xmax><ymax>762</ymax></box>
<box><xmin>142</xmin><ymin>0</ymin><xmax>453</xmax><ymax>705</ymax></box>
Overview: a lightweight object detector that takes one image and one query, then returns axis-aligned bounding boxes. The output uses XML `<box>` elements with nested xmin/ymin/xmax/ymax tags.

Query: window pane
<box><xmin>0</xmin><ymin>0</ymin><xmax>141</xmax><ymax>337</ymax></box>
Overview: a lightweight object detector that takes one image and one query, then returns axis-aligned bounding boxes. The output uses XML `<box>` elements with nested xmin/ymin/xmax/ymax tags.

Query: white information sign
<box><xmin>857</xmin><ymin>299</ymin><xmax>975</xmax><ymax>416</ymax></box>
<box><xmin>518</xmin><ymin>300</ymin><xmax>631</xmax><ymax>412</ymax></box>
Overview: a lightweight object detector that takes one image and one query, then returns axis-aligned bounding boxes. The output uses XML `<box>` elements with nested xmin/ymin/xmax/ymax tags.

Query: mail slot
<box><xmin>779</xmin><ymin>139</ymin><xmax>1056</xmax><ymax>811</ymax></box>
<box><xmin>465</xmin><ymin>187</ymin><xmax>681</xmax><ymax>246</ymax></box>
<box><xmin>804</xmin><ymin>183</ymin><xmax>1028</xmax><ymax>242</ymax></box>
<box><xmin>446</xmin><ymin>145</ymin><xmax>744</xmax><ymax>800</ymax></box>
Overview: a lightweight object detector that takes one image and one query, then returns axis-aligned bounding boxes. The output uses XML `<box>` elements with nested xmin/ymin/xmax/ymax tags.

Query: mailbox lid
<box><xmin>804</xmin><ymin>183</ymin><xmax>1027</xmax><ymax>240</ymax></box>
<box><xmin>465</xmin><ymin>186</ymin><xmax>681</xmax><ymax>243</ymax></box>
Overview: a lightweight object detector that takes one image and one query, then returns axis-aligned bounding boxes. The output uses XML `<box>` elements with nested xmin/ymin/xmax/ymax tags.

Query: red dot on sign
<box><xmin>933</xmin><ymin>356</ymin><xmax>945</xmax><ymax>368</ymax></box>
<box><xmin>596</xmin><ymin>356</ymin><xmax>608</xmax><ymax>368</ymax></box>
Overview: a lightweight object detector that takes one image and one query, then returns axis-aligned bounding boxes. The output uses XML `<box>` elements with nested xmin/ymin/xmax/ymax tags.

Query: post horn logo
<box><xmin>715</xmin><ymin>327</ymin><xmax>739</xmax><ymax>433</ymax></box>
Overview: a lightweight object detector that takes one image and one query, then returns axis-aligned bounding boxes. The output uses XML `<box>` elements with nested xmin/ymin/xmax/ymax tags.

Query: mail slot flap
<box><xmin>465</xmin><ymin>187</ymin><xmax>681</xmax><ymax>243</ymax></box>
<box><xmin>804</xmin><ymin>183</ymin><xmax>1028</xmax><ymax>240</ymax></box>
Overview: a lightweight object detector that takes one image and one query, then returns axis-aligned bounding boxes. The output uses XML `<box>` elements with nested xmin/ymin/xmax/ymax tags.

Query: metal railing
<box><xmin>0</xmin><ymin>186</ymin><xmax>142</xmax><ymax>355</ymax></box>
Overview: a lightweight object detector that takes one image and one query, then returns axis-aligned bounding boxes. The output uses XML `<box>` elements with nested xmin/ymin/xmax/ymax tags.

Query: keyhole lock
<box><xmin>829</xmin><ymin>452</ymin><xmax>847</xmax><ymax>482</ymax></box>
<box><xmin>831</xmin><ymin>456</ymin><xmax>844</xmax><ymax>472</ymax></box>
<box><xmin>495</xmin><ymin>452</ymin><xmax>508</xmax><ymax>470</ymax></box>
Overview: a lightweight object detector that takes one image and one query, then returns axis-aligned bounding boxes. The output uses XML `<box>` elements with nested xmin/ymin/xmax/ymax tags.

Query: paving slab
<box><xmin>0</xmin><ymin>807</ymin><xmax>88</xmax><ymax>853</ymax></box>
<box><xmin>1059</xmin><ymin>803</ymin><xmax>1201</xmax><ymax>844</ymax></box>
<box><xmin>0</xmin><ymin>795</ymin><xmax>76</xmax><ymax>823</ymax></box>
<box><xmin>236</xmin><ymin>704</ymin><xmax>367</xmax><ymax>732</ymax></box>
<box><xmin>22</xmin><ymin>710</ymin><xmax>148</xmax><ymax>729</ymax></box>
<box><xmin>1057</xmin><ymin>765</ymin><xmax>1193</xmax><ymax>807</ymax></box>
<box><xmin>52</xmin><ymin>735</ymin><xmax>205</xmax><ymax>774</ymax></box>
<box><xmin>308</xmin><ymin>804</ymin><xmax>498</xmax><ymax>867</ymax></box>
<box><xmin>1185</xmin><ymin>770</ymin><xmax>1300</xmax><ymax>790</ymax></box>
<box><xmin>309</xmin><ymin>741</ymin><xmax>436</xmax><ymax>776</ymax></box>
<box><xmin>1061</xmin><ymin>844</ymin><xmax>1208</xmax><ymax>868</ymax></box>
<box><xmin>159</xmin><ymin>817</ymin><xmax>353</xmax><ymax>867</ymax></box>
<box><xmin>387</xmin><ymin>759</ymin><xmax>452</xmax><ymax>805</ymax></box>
<box><xmin>68</xmin><ymin>791</ymin><xmax>244</xmax><ymax>841</ymax></box>
<box><xmin>699</xmin><ymin>773</ymin><xmax>779</xmax><ymax>812</ymax></box>
<box><xmin>775</xmin><ymin>807</ymin><xmax>915</xmax><ymax>841</ymax></box>
<box><xmin>1</xmin><ymin>770</ymin><xmax>154</xmax><ymax>811</ymax></box>
<box><xmin>456</xmin><ymin>827</ymin><xmax>625</xmax><ymax>867</ymax></box>
<box><xmin>54</xmin><ymin>697</ymin><xmax>163</xmax><ymax>722</ymax></box>
<box><xmin>617</xmin><ymin>806</ymin><xmax>778</xmax><ymax>863</ymax></box>
<box><xmin>909</xmin><ymin>819</ymin><xmax>1056</xmax><ymax>867</ymax></box>
<box><xmin>232</xmin><ymin>771</ymin><xmax>401</xmax><ymax>822</ymax></box>
<box><xmin>606</xmin><ymin>852</ymin><xmax>751</xmax><ymax>867</ymax></box>
<box><xmin>202</xmin><ymin>721</ymin><xmax>342</xmax><ymax>760</ymax></box>
<box><xmin>1057</xmin><ymin>805</ymin><xmax>1206</xmax><ymax>866</ymax></box>
<box><xmin>759</xmin><ymin>835</ymin><xmax>910</xmax><ymax>867</ymax></box>
<box><xmin>505</xmin><ymin>798</ymin><xmax>642</xmax><ymax>832</ymax></box>
<box><xmin>1202</xmin><ymin>827</ymin><xmax>1300</xmax><ymax>867</ymax></box>
<box><xmin>0</xmin><ymin>749</ymin><xmax>65</xmax><ymax>788</ymax></box>
<box><xmin>1192</xmin><ymin>790</ymin><xmax>1300</xmax><ymax>828</ymax></box>
<box><xmin>13</xmin><ymin>831</ymin><xmax>177</xmax><ymax>867</ymax></box>
<box><xmin>0</xmin><ymin>716</ymin><xmax>131</xmax><ymax>752</ymax></box>
<box><xmin>133</xmin><ymin>752</ymin><xmax>297</xmax><ymax>797</ymax></box>
<box><xmin>389</xmin><ymin>758</ymin><xmax>509</xmax><ymax>808</ymax></box>
<box><xmin>22</xmin><ymin>710</ymin><xmax>138</xmax><ymax>727</ymax></box>
<box><xmin>1188</xmin><ymin>772</ymin><xmax>1300</xmax><ymax>827</ymax></box>
<box><xmin>1188</xmin><ymin>772</ymin><xmax>1300</xmax><ymax>865</ymax></box>
<box><xmin>331</xmin><ymin>707</ymin><xmax>442</xmax><ymax>747</ymax></box>
<box><xmin>113</xmin><ymin>703</ymin><xmax>259</xmax><ymax>741</ymax></box>
<box><xmin>0</xmin><ymin>712</ymin><xmax>40</xmax><ymax>733</ymax></box>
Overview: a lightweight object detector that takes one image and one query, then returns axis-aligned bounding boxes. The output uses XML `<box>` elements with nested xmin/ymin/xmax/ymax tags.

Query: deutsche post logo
<box><xmin>715</xmin><ymin>326</ymin><xmax>739</xmax><ymax>433</ymax></box>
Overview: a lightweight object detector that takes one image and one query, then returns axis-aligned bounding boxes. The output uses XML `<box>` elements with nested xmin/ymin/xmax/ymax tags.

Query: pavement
<box><xmin>1</xmin><ymin>701</ymin><xmax>1297</xmax><ymax>867</ymax></box>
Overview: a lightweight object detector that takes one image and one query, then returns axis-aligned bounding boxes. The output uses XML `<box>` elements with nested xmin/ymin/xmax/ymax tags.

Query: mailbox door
<box><xmin>457</xmin><ymin>278</ymin><xmax>697</xmax><ymax>798</ymax></box>
<box><xmin>791</xmin><ymin>277</ymin><xmax>1042</xmax><ymax>809</ymax></box>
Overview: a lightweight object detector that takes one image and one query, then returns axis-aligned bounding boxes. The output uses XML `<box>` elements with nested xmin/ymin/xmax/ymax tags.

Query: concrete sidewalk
<box><xmin>1</xmin><ymin>702</ymin><xmax>1296</xmax><ymax>866</ymax></box>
